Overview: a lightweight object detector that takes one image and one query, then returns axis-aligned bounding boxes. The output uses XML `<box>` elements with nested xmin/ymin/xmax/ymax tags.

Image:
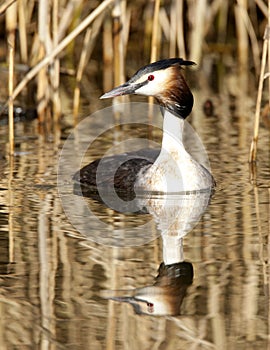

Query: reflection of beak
<box><xmin>108</xmin><ymin>296</ymin><xmax>152</xmax><ymax>315</ymax></box>
<box><xmin>100</xmin><ymin>82</ymin><xmax>136</xmax><ymax>99</ymax></box>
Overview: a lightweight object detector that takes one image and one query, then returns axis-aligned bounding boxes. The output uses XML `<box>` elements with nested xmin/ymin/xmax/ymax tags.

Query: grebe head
<box><xmin>100</xmin><ymin>58</ymin><xmax>195</xmax><ymax>119</ymax></box>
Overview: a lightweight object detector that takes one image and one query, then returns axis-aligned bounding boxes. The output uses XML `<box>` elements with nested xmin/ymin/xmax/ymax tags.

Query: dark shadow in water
<box><xmin>0</xmin><ymin>106</ymin><xmax>37</xmax><ymax>126</ymax></box>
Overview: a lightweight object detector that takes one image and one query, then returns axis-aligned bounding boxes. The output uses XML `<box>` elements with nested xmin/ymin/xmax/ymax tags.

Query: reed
<box><xmin>73</xmin><ymin>11</ymin><xmax>105</xmax><ymax>117</ymax></box>
<box><xmin>73</xmin><ymin>27</ymin><xmax>93</xmax><ymax>118</ymax></box>
<box><xmin>52</xmin><ymin>0</ymin><xmax>61</xmax><ymax>121</ymax></box>
<box><xmin>112</xmin><ymin>0</ymin><xmax>126</xmax><ymax>104</ymax></box>
<box><xmin>102</xmin><ymin>16</ymin><xmax>113</xmax><ymax>93</ymax></box>
<box><xmin>249</xmin><ymin>0</ymin><xmax>270</xmax><ymax>164</ymax></box>
<box><xmin>6</xmin><ymin>0</ymin><xmax>17</xmax><ymax>155</ymax></box>
<box><xmin>0</xmin><ymin>0</ymin><xmax>268</xmax><ymax>149</ymax></box>
<box><xmin>8</xmin><ymin>42</ymin><xmax>14</xmax><ymax>156</ymax></box>
<box><xmin>235</xmin><ymin>0</ymin><xmax>249</xmax><ymax>79</ymax></box>
<box><xmin>9</xmin><ymin>0</ymin><xmax>115</xmax><ymax>102</ymax></box>
<box><xmin>189</xmin><ymin>0</ymin><xmax>207</xmax><ymax>65</ymax></box>
<box><xmin>0</xmin><ymin>0</ymin><xmax>16</xmax><ymax>15</ymax></box>
<box><xmin>18</xmin><ymin>0</ymin><xmax>27</xmax><ymax>63</ymax></box>
<box><xmin>150</xmin><ymin>0</ymin><xmax>161</xmax><ymax>63</ymax></box>
<box><xmin>176</xmin><ymin>0</ymin><xmax>186</xmax><ymax>58</ymax></box>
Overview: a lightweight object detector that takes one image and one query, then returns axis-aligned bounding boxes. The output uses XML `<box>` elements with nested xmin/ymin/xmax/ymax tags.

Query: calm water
<box><xmin>0</xmin><ymin>75</ymin><xmax>270</xmax><ymax>350</ymax></box>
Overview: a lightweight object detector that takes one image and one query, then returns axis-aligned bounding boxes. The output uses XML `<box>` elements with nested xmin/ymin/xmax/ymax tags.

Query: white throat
<box><xmin>160</xmin><ymin>110</ymin><xmax>187</xmax><ymax>161</ymax></box>
<box><xmin>162</xmin><ymin>109</ymin><xmax>185</xmax><ymax>146</ymax></box>
<box><xmin>135</xmin><ymin>109</ymin><xmax>213</xmax><ymax>192</ymax></box>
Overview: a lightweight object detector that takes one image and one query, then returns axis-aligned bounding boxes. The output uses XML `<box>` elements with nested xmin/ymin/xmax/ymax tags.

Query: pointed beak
<box><xmin>100</xmin><ymin>82</ymin><xmax>136</xmax><ymax>99</ymax></box>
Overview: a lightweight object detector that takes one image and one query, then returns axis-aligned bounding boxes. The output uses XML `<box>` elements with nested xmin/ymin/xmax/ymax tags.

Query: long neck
<box><xmin>161</xmin><ymin>109</ymin><xmax>185</xmax><ymax>151</ymax></box>
<box><xmin>162</xmin><ymin>236</ymin><xmax>184</xmax><ymax>265</ymax></box>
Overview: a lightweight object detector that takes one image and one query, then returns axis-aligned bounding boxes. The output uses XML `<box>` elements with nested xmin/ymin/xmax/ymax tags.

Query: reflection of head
<box><xmin>102</xmin><ymin>261</ymin><xmax>193</xmax><ymax>316</ymax></box>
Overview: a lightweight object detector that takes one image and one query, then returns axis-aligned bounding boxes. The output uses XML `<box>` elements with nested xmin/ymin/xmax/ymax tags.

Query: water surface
<box><xmin>0</xmin><ymin>76</ymin><xmax>269</xmax><ymax>349</ymax></box>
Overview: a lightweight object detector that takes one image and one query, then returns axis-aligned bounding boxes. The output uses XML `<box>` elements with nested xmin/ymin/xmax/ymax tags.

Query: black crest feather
<box><xmin>129</xmin><ymin>58</ymin><xmax>196</xmax><ymax>82</ymax></box>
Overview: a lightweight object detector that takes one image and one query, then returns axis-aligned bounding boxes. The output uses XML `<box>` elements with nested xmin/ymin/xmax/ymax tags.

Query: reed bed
<box><xmin>0</xmin><ymin>0</ymin><xmax>269</xmax><ymax>159</ymax></box>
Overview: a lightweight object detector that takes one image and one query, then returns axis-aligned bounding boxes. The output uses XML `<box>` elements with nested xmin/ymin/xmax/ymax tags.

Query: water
<box><xmin>0</xmin><ymin>79</ymin><xmax>269</xmax><ymax>349</ymax></box>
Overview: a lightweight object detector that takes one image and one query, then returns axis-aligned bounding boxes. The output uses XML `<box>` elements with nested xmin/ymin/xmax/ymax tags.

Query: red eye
<box><xmin>147</xmin><ymin>302</ymin><xmax>154</xmax><ymax>313</ymax></box>
<box><xmin>148</xmin><ymin>75</ymin><xmax>154</xmax><ymax>81</ymax></box>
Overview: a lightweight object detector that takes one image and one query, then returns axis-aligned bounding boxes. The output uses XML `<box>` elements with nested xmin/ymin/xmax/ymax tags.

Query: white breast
<box><xmin>135</xmin><ymin>148</ymin><xmax>212</xmax><ymax>192</ymax></box>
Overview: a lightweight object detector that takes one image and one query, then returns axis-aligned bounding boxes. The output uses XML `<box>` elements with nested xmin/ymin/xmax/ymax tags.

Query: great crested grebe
<box><xmin>73</xmin><ymin>58</ymin><xmax>215</xmax><ymax>194</ymax></box>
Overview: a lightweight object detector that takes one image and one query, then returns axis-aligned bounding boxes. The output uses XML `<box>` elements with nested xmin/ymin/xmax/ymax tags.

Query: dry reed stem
<box><xmin>37</xmin><ymin>0</ymin><xmax>50</xmax><ymax>121</ymax></box>
<box><xmin>122</xmin><ymin>6</ymin><xmax>131</xmax><ymax>57</ymax></box>
<box><xmin>249</xmin><ymin>0</ymin><xmax>270</xmax><ymax>164</ymax></box>
<box><xmin>249</xmin><ymin>27</ymin><xmax>269</xmax><ymax>163</ymax></box>
<box><xmin>52</xmin><ymin>0</ymin><xmax>61</xmax><ymax>121</ymax></box>
<box><xmin>111</xmin><ymin>0</ymin><xmax>127</xmax><ymax>114</ymax></box>
<box><xmin>5</xmin><ymin>0</ymin><xmax>17</xmax><ymax>34</ymax></box>
<box><xmin>6</xmin><ymin>1</ymin><xmax>17</xmax><ymax>155</ymax></box>
<box><xmin>143</xmin><ymin>4</ymin><xmax>153</xmax><ymax>56</ymax></box>
<box><xmin>112</xmin><ymin>1</ymin><xmax>125</xmax><ymax>87</ymax></box>
<box><xmin>202</xmin><ymin>0</ymin><xmax>227</xmax><ymax>43</ymax></box>
<box><xmin>26</xmin><ymin>0</ymin><xmax>35</xmax><ymax>22</ymax></box>
<box><xmin>8</xmin><ymin>0</ymin><xmax>115</xmax><ymax>103</ymax></box>
<box><xmin>268</xmin><ymin>1</ymin><xmax>270</xmax><ymax>106</ymax></box>
<box><xmin>73</xmin><ymin>12</ymin><xmax>105</xmax><ymax>117</ymax></box>
<box><xmin>37</xmin><ymin>45</ymin><xmax>48</xmax><ymax>123</ymax></box>
<box><xmin>57</xmin><ymin>0</ymin><xmax>81</xmax><ymax>42</ymax></box>
<box><xmin>103</xmin><ymin>16</ymin><xmax>113</xmax><ymax>92</ymax></box>
<box><xmin>255</xmin><ymin>0</ymin><xmax>268</xmax><ymax>17</ymax></box>
<box><xmin>8</xmin><ymin>40</ymin><xmax>14</xmax><ymax>156</ymax></box>
<box><xmin>237</xmin><ymin>4</ymin><xmax>260</xmax><ymax>76</ymax></box>
<box><xmin>0</xmin><ymin>0</ymin><xmax>16</xmax><ymax>15</ymax></box>
<box><xmin>217</xmin><ymin>0</ymin><xmax>228</xmax><ymax>43</ymax></box>
<box><xmin>18</xmin><ymin>0</ymin><xmax>28</xmax><ymax>63</ymax></box>
<box><xmin>169</xmin><ymin>0</ymin><xmax>177</xmax><ymax>57</ymax></box>
<box><xmin>73</xmin><ymin>27</ymin><xmax>92</xmax><ymax>117</ymax></box>
<box><xmin>176</xmin><ymin>0</ymin><xmax>186</xmax><ymax>58</ymax></box>
<box><xmin>235</xmin><ymin>0</ymin><xmax>249</xmax><ymax>91</ymax></box>
<box><xmin>150</xmin><ymin>0</ymin><xmax>161</xmax><ymax>63</ymax></box>
<box><xmin>158</xmin><ymin>8</ymin><xmax>170</xmax><ymax>41</ymax></box>
<box><xmin>189</xmin><ymin>0</ymin><xmax>207</xmax><ymax>63</ymax></box>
